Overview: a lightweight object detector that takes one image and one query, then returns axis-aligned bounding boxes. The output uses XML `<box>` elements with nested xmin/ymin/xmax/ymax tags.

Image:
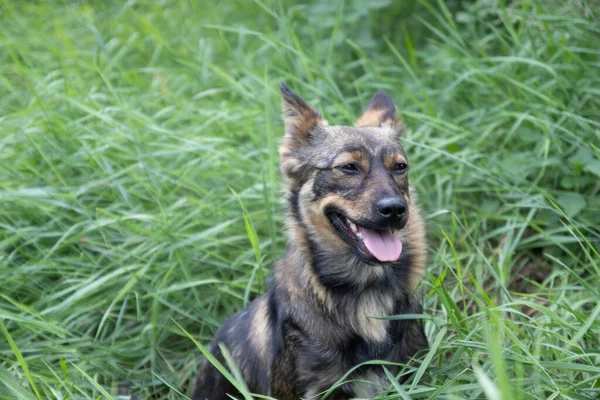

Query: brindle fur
<box><xmin>192</xmin><ymin>84</ymin><xmax>428</xmax><ymax>399</ymax></box>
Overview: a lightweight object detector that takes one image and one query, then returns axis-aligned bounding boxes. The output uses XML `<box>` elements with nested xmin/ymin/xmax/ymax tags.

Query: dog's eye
<box><xmin>393</xmin><ymin>163</ymin><xmax>408</xmax><ymax>174</ymax></box>
<box><xmin>339</xmin><ymin>163</ymin><xmax>360</xmax><ymax>174</ymax></box>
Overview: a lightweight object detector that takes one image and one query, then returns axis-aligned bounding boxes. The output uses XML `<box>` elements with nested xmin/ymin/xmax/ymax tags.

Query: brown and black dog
<box><xmin>192</xmin><ymin>83</ymin><xmax>428</xmax><ymax>399</ymax></box>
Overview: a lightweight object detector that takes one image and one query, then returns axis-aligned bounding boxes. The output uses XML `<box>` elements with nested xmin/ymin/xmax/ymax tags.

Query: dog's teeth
<box><xmin>349</xmin><ymin>222</ymin><xmax>357</xmax><ymax>232</ymax></box>
<box><xmin>356</xmin><ymin>231</ymin><xmax>363</xmax><ymax>239</ymax></box>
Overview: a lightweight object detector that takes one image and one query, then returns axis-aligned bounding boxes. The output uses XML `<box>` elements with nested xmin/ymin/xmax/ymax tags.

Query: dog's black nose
<box><xmin>377</xmin><ymin>197</ymin><xmax>406</xmax><ymax>222</ymax></box>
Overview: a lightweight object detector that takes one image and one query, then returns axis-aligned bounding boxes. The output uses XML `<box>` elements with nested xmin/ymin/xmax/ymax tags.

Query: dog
<box><xmin>192</xmin><ymin>83</ymin><xmax>428</xmax><ymax>399</ymax></box>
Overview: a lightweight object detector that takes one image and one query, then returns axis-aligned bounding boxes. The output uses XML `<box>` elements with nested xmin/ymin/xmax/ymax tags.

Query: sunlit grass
<box><xmin>0</xmin><ymin>0</ymin><xmax>599</xmax><ymax>399</ymax></box>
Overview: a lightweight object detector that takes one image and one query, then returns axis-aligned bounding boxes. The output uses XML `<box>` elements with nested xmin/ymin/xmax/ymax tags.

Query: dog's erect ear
<box><xmin>355</xmin><ymin>91</ymin><xmax>403</xmax><ymax>131</ymax></box>
<box><xmin>279</xmin><ymin>83</ymin><xmax>324</xmax><ymax>180</ymax></box>
<box><xmin>280</xmin><ymin>82</ymin><xmax>323</xmax><ymax>144</ymax></box>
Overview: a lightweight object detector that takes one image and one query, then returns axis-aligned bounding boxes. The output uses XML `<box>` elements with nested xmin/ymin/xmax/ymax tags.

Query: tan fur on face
<box><xmin>331</xmin><ymin>151</ymin><xmax>370</xmax><ymax>172</ymax></box>
<box><xmin>384</xmin><ymin>152</ymin><xmax>408</xmax><ymax>169</ymax></box>
<box><xmin>298</xmin><ymin>178</ymin><xmax>353</xmax><ymax>254</ymax></box>
<box><xmin>306</xmin><ymin>195</ymin><xmax>352</xmax><ymax>248</ymax></box>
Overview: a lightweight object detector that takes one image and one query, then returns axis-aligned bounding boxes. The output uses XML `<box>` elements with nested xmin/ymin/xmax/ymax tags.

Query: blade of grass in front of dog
<box><xmin>0</xmin><ymin>321</ymin><xmax>41</xmax><ymax>399</ymax></box>
<box><xmin>173</xmin><ymin>319</ymin><xmax>253</xmax><ymax>400</ymax></box>
<box><xmin>319</xmin><ymin>360</ymin><xmax>403</xmax><ymax>400</ymax></box>
<box><xmin>219</xmin><ymin>344</ymin><xmax>251</xmax><ymax>394</ymax></box>
<box><xmin>426</xmin><ymin>368</ymin><xmax>469</xmax><ymax>399</ymax></box>
<box><xmin>151</xmin><ymin>371</ymin><xmax>189</xmax><ymax>399</ymax></box>
<box><xmin>372</xmin><ymin>313</ymin><xmax>431</xmax><ymax>321</ymax></box>
<box><xmin>409</xmin><ymin>327</ymin><xmax>446</xmax><ymax>391</ymax></box>
<box><xmin>383</xmin><ymin>366</ymin><xmax>411</xmax><ymax>400</ymax></box>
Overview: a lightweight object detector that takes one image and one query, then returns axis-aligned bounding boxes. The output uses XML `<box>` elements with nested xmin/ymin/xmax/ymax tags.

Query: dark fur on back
<box><xmin>192</xmin><ymin>83</ymin><xmax>428</xmax><ymax>399</ymax></box>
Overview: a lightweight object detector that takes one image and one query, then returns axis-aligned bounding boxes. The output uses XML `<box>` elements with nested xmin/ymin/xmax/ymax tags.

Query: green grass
<box><xmin>1</xmin><ymin>0</ymin><xmax>599</xmax><ymax>399</ymax></box>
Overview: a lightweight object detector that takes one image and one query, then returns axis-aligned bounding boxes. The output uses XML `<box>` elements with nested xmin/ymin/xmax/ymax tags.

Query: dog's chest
<box><xmin>348</xmin><ymin>290</ymin><xmax>395</xmax><ymax>343</ymax></box>
<box><xmin>298</xmin><ymin>294</ymin><xmax>403</xmax><ymax>399</ymax></box>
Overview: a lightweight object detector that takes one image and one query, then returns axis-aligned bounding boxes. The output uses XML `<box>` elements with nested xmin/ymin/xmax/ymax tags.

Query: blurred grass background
<box><xmin>1</xmin><ymin>0</ymin><xmax>599</xmax><ymax>399</ymax></box>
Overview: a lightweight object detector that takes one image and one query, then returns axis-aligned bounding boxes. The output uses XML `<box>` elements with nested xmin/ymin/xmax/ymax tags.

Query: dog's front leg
<box><xmin>269</xmin><ymin>321</ymin><xmax>303</xmax><ymax>399</ymax></box>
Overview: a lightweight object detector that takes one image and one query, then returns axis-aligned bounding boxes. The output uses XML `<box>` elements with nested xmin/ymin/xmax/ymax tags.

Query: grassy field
<box><xmin>1</xmin><ymin>0</ymin><xmax>600</xmax><ymax>399</ymax></box>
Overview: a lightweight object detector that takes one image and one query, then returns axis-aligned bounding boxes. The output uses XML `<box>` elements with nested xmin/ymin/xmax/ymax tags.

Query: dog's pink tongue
<box><xmin>360</xmin><ymin>227</ymin><xmax>402</xmax><ymax>262</ymax></box>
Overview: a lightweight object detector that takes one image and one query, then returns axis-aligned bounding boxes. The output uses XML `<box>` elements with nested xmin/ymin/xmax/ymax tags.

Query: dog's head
<box><xmin>279</xmin><ymin>83</ymin><xmax>412</xmax><ymax>267</ymax></box>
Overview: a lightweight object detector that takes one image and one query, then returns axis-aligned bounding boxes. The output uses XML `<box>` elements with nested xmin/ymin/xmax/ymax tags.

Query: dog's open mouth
<box><xmin>327</xmin><ymin>211</ymin><xmax>402</xmax><ymax>263</ymax></box>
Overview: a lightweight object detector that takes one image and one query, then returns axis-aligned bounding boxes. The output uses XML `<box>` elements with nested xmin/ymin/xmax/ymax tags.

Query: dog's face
<box><xmin>279</xmin><ymin>83</ymin><xmax>411</xmax><ymax>266</ymax></box>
